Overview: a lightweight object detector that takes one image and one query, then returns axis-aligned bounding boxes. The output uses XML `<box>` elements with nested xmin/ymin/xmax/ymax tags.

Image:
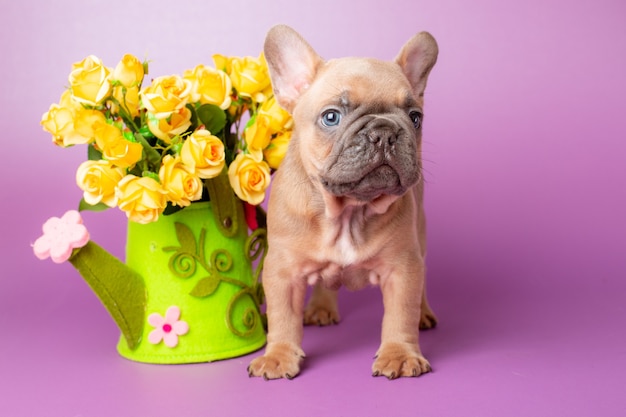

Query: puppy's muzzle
<box><xmin>320</xmin><ymin>117</ymin><xmax>419</xmax><ymax>201</ymax></box>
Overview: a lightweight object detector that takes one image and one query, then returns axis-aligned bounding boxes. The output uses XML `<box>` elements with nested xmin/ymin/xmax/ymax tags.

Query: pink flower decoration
<box><xmin>148</xmin><ymin>306</ymin><xmax>189</xmax><ymax>348</ymax></box>
<box><xmin>33</xmin><ymin>210</ymin><xmax>90</xmax><ymax>264</ymax></box>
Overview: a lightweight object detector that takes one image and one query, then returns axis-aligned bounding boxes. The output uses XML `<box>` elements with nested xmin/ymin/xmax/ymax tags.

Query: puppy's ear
<box><xmin>264</xmin><ymin>25</ymin><xmax>323</xmax><ymax>113</ymax></box>
<box><xmin>395</xmin><ymin>32</ymin><xmax>438</xmax><ymax>98</ymax></box>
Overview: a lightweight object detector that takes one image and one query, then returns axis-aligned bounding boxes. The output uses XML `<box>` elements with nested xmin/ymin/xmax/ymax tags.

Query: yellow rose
<box><xmin>111</xmin><ymin>85</ymin><xmax>141</xmax><ymax>119</ymax></box>
<box><xmin>244</xmin><ymin>113</ymin><xmax>272</xmax><ymax>155</ymax></box>
<box><xmin>229</xmin><ymin>54</ymin><xmax>270</xmax><ymax>102</ymax></box>
<box><xmin>184</xmin><ymin>64</ymin><xmax>232</xmax><ymax>110</ymax></box>
<box><xmin>159</xmin><ymin>155</ymin><xmax>203</xmax><ymax>207</ymax></box>
<box><xmin>68</xmin><ymin>55</ymin><xmax>112</xmax><ymax>106</ymax></box>
<box><xmin>76</xmin><ymin>160</ymin><xmax>125</xmax><ymax>207</ymax></box>
<box><xmin>141</xmin><ymin>75</ymin><xmax>192</xmax><ymax>119</ymax></box>
<box><xmin>70</xmin><ymin>108</ymin><xmax>106</xmax><ymax>145</ymax></box>
<box><xmin>41</xmin><ymin>103</ymin><xmax>75</xmax><ymax>146</ymax></box>
<box><xmin>41</xmin><ymin>91</ymin><xmax>106</xmax><ymax>146</ymax></box>
<box><xmin>116</xmin><ymin>175</ymin><xmax>168</xmax><ymax>224</ymax></box>
<box><xmin>180</xmin><ymin>129</ymin><xmax>225</xmax><ymax>179</ymax></box>
<box><xmin>228</xmin><ymin>153</ymin><xmax>271</xmax><ymax>205</ymax></box>
<box><xmin>147</xmin><ymin>107</ymin><xmax>192</xmax><ymax>143</ymax></box>
<box><xmin>94</xmin><ymin>122</ymin><xmax>143</xmax><ymax>168</ymax></box>
<box><xmin>259</xmin><ymin>95</ymin><xmax>293</xmax><ymax>132</ymax></box>
<box><xmin>263</xmin><ymin>130</ymin><xmax>291</xmax><ymax>169</ymax></box>
<box><xmin>112</xmin><ymin>54</ymin><xmax>144</xmax><ymax>88</ymax></box>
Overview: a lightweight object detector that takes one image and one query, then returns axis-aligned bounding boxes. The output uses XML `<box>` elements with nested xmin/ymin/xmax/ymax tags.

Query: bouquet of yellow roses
<box><xmin>41</xmin><ymin>53</ymin><xmax>292</xmax><ymax>224</ymax></box>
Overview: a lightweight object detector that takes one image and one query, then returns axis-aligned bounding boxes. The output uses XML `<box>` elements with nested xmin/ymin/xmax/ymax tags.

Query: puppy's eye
<box><xmin>321</xmin><ymin>109</ymin><xmax>342</xmax><ymax>127</ymax></box>
<box><xmin>409</xmin><ymin>111</ymin><xmax>422</xmax><ymax>129</ymax></box>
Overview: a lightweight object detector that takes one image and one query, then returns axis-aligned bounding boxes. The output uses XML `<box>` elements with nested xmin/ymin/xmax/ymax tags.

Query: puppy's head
<box><xmin>264</xmin><ymin>25</ymin><xmax>438</xmax><ymax>207</ymax></box>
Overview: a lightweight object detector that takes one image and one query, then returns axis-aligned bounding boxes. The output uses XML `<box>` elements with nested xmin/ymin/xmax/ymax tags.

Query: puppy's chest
<box><xmin>324</xmin><ymin>211</ymin><xmax>365</xmax><ymax>265</ymax></box>
<box><xmin>308</xmin><ymin>212</ymin><xmax>384</xmax><ymax>289</ymax></box>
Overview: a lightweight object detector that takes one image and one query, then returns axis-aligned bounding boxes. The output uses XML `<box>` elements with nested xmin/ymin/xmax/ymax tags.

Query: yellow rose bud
<box><xmin>141</xmin><ymin>75</ymin><xmax>192</xmax><ymax>119</ymax></box>
<box><xmin>147</xmin><ymin>107</ymin><xmax>192</xmax><ymax>144</ymax></box>
<box><xmin>212</xmin><ymin>54</ymin><xmax>236</xmax><ymax>74</ymax></box>
<box><xmin>263</xmin><ymin>130</ymin><xmax>291</xmax><ymax>169</ymax></box>
<box><xmin>159</xmin><ymin>155</ymin><xmax>203</xmax><ymax>207</ymax></box>
<box><xmin>94</xmin><ymin>122</ymin><xmax>143</xmax><ymax>168</ymax></box>
<box><xmin>259</xmin><ymin>95</ymin><xmax>293</xmax><ymax>132</ymax></box>
<box><xmin>227</xmin><ymin>153</ymin><xmax>271</xmax><ymax>205</ymax></box>
<box><xmin>183</xmin><ymin>64</ymin><xmax>232</xmax><ymax>110</ymax></box>
<box><xmin>111</xmin><ymin>85</ymin><xmax>141</xmax><ymax>119</ymax></box>
<box><xmin>112</xmin><ymin>54</ymin><xmax>144</xmax><ymax>88</ymax></box>
<box><xmin>229</xmin><ymin>54</ymin><xmax>270</xmax><ymax>102</ymax></box>
<box><xmin>76</xmin><ymin>160</ymin><xmax>125</xmax><ymax>207</ymax></box>
<box><xmin>116</xmin><ymin>175</ymin><xmax>168</xmax><ymax>224</ymax></box>
<box><xmin>244</xmin><ymin>113</ymin><xmax>272</xmax><ymax>154</ymax></box>
<box><xmin>68</xmin><ymin>55</ymin><xmax>112</xmax><ymax>106</ymax></box>
<box><xmin>59</xmin><ymin>89</ymin><xmax>82</xmax><ymax>110</ymax></box>
<box><xmin>180</xmin><ymin>129</ymin><xmax>226</xmax><ymax>179</ymax></box>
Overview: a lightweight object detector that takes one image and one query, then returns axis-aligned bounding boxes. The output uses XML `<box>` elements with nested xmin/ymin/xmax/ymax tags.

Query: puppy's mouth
<box><xmin>320</xmin><ymin>164</ymin><xmax>408</xmax><ymax>201</ymax></box>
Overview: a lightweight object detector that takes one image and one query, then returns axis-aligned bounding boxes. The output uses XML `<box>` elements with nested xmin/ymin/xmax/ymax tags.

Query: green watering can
<box><xmin>60</xmin><ymin>175</ymin><xmax>267</xmax><ymax>364</ymax></box>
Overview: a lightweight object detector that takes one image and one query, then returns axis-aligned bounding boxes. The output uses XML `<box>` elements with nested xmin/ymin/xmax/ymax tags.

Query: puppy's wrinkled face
<box><xmin>294</xmin><ymin>58</ymin><xmax>423</xmax><ymax>203</ymax></box>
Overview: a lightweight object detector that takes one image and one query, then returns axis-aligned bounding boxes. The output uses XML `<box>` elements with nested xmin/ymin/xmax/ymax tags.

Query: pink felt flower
<box><xmin>148</xmin><ymin>306</ymin><xmax>189</xmax><ymax>348</ymax></box>
<box><xmin>33</xmin><ymin>210</ymin><xmax>90</xmax><ymax>263</ymax></box>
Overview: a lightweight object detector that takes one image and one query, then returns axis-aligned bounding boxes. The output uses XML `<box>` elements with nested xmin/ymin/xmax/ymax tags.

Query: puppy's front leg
<box><xmin>248</xmin><ymin>263</ymin><xmax>307</xmax><ymax>380</ymax></box>
<box><xmin>373</xmin><ymin>260</ymin><xmax>432</xmax><ymax>379</ymax></box>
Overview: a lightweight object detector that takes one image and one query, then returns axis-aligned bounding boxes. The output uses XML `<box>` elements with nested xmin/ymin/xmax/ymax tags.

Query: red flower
<box><xmin>244</xmin><ymin>202</ymin><xmax>258</xmax><ymax>231</ymax></box>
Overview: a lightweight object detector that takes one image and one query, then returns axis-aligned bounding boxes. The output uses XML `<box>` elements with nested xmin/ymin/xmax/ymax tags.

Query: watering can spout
<box><xmin>70</xmin><ymin>241</ymin><xmax>146</xmax><ymax>350</ymax></box>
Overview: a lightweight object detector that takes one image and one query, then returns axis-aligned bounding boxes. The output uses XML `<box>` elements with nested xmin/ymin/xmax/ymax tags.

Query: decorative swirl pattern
<box><xmin>168</xmin><ymin>251</ymin><xmax>197</xmax><ymax>279</ymax></box>
<box><xmin>211</xmin><ymin>249</ymin><xmax>233</xmax><ymax>273</ymax></box>
<box><xmin>163</xmin><ymin>220</ymin><xmax>268</xmax><ymax>338</ymax></box>
<box><xmin>246</xmin><ymin>228</ymin><xmax>267</xmax><ymax>264</ymax></box>
<box><xmin>226</xmin><ymin>288</ymin><xmax>260</xmax><ymax>337</ymax></box>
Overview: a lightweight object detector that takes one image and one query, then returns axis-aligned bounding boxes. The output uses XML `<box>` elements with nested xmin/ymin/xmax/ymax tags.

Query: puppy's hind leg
<box><xmin>419</xmin><ymin>289</ymin><xmax>438</xmax><ymax>330</ymax></box>
<box><xmin>304</xmin><ymin>283</ymin><xmax>340</xmax><ymax>326</ymax></box>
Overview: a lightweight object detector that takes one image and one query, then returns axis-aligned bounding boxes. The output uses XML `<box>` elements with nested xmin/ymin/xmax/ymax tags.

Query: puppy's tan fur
<box><xmin>248</xmin><ymin>25</ymin><xmax>438</xmax><ymax>380</ymax></box>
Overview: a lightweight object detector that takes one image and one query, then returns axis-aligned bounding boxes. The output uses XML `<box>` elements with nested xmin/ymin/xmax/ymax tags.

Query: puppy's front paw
<box><xmin>372</xmin><ymin>342</ymin><xmax>432</xmax><ymax>379</ymax></box>
<box><xmin>248</xmin><ymin>343</ymin><xmax>306</xmax><ymax>380</ymax></box>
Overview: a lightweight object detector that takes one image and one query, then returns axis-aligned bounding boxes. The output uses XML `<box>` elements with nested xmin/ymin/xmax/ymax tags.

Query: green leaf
<box><xmin>141</xmin><ymin>170</ymin><xmax>160</xmax><ymax>183</ymax></box>
<box><xmin>78</xmin><ymin>198</ymin><xmax>110</xmax><ymax>212</ymax></box>
<box><xmin>197</xmin><ymin>104</ymin><xmax>227</xmax><ymax>135</ymax></box>
<box><xmin>170</xmin><ymin>142</ymin><xmax>183</xmax><ymax>155</ymax></box>
<box><xmin>138</xmin><ymin>125</ymin><xmax>154</xmax><ymax>139</ymax></box>
<box><xmin>87</xmin><ymin>144</ymin><xmax>103</xmax><ymax>161</ymax></box>
<box><xmin>173</xmin><ymin>222</ymin><xmax>197</xmax><ymax>254</ymax></box>
<box><xmin>189</xmin><ymin>276</ymin><xmax>220</xmax><ymax>298</ymax></box>
<box><xmin>186</xmin><ymin>103</ymin><xmax>198</xmax><ymax>131</ymax></box>
<box><xmin>123</xmin><ymin>130</ymin><xmax>136</xmax><ymax>142</ymax></box>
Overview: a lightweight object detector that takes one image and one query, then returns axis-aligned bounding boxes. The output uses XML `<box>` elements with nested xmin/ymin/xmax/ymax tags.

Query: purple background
<box><xmin>2</xmin><ymin>0</ymin><xmax>625</xmax><ymax>415</ymax></box>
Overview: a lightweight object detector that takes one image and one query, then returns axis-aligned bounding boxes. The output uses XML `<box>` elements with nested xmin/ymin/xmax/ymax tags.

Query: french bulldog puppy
<box><xmin>248</xmin><ymin>25</ymin><xmax>438</xmax><ymax>380</ymax></box>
